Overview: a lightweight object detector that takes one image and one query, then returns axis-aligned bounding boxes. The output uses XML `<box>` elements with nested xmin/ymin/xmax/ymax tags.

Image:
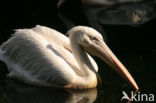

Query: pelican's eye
<box><xmin>90</xmin><ymin>36</ymin><xmax>99</xmax><ymax>41</ymax></box>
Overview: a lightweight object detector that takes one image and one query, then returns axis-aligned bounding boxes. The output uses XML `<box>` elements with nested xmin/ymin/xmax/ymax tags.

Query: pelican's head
<box><xmin>68</xmin><ymin>26</ymin><xmax>139</xmax><ymax>90</ymax></box>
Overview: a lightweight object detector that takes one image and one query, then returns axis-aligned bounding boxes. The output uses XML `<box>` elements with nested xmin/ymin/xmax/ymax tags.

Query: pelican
<box><xmin>0</xmin><ymin>25</ymin><xmax>138</xmax><ymax>89</ymax></box>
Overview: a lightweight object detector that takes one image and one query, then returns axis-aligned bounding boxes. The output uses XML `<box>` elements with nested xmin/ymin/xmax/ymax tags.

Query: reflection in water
<box><xmin>0</xmin><ymin>79</ymin><xmax>138</xmax><ymax>103</ymax></box>
<box><xmin>0</xmin><ymin>79</ymin><xmax>97</xmax><ymax>103</ymax></box>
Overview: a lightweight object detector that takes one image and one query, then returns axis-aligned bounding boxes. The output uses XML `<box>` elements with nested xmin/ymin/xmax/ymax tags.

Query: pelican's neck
<box><xmin>69</xmin><ymin>35</ymin><xmax>98</xmax><ymax>88</ymax></box>
<box><xmin>70</xmin><ymin>39</ymin><xmax>96</xmax><ymax>76</ymax></box>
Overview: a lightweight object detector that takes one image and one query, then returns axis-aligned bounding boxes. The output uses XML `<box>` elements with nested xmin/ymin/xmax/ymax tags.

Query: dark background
<box><xmin>0</xmin><ymin>0</ymin><xmax>156</xmax><ymax>103</ymax></box>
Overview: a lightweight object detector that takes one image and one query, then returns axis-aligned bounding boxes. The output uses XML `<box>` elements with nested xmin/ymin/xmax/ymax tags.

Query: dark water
<box><xmin>0</xmin><ymin>0</ymin><xmax>156</xmax><ymax>103</ymax></box>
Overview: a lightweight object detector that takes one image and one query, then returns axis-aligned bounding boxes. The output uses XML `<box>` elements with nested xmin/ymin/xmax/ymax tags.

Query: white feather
<box><xmin>0</xmin><ymin>25</ymin><xmax>98</xmax><ymax>88</ymax></box>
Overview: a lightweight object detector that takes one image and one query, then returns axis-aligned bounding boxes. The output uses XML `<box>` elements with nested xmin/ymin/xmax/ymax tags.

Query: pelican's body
<box><xmin>0</xmin><ymin>25</ymin><xmax>138</xmax><ymax>89</ymax></box>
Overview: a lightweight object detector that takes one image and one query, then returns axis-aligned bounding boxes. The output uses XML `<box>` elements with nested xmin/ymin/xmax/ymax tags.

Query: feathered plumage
<box><xmin>0</xmin><ymin>25</ymin><xmax>98</xmax><ymax>88</ymax></box>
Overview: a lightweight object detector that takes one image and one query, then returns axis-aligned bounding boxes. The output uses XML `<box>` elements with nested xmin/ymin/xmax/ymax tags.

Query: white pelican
<box><xmin>0</xmin><ymin>25</ymin><xmax>138</xmax><ymax>89</ymax></box>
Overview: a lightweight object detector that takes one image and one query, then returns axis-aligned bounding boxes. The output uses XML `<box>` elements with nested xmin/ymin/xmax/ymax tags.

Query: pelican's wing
<box><xmin>31</xmin><ymin>26</ymin><xmax>98</xmax><ymax>73</ymax></box>
<box><xmin>31</xmin><ymin>25</ymin><xmax>71</xmax><ymax>52</ymax></box>
<box><xmin>0</xmin><ymin>25</ymin><xmax>78</xmax><ymax>87</ymax></box>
